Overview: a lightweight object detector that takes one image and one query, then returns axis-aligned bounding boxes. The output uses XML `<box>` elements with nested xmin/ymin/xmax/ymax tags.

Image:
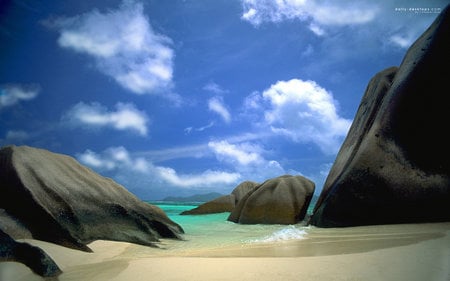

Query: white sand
<box><xmin>1</xmin><ymin>222</ymin><xmax>449</xmax><ymax>281</ymax></box>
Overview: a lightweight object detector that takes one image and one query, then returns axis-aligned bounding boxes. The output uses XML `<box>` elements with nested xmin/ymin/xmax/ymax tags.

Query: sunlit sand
<box><xmin>2</xmin><ymin>222</ymin><xmax>448</xmax><ymax>281</ymax></box>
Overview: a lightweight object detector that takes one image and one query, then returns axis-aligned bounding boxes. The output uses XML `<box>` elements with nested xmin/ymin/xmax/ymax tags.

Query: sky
<box><xmin>0</xmin><ymin>0</ymin><xmax>447</xmax><ymax>200</ymax></box>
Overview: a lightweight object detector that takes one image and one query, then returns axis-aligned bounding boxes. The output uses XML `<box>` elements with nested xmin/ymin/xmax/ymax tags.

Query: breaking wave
<box><xmin>248</xmin><ymin>225</ymin><xmax>308</xmax><ymax>243</ymax></box>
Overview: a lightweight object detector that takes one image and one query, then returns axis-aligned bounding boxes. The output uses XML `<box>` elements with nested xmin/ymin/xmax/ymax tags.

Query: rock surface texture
<box><xmin>228</xmin><ymin>175</ymin><xmax>315</xmax><ymax>225</ymax></box>
<box><xmin>180</xmin><ymin>181</ymin><xmax>258</xmax><ymax>215</ymax></box>
<box><xmin>310</xmin><ymin>5</ymin><xmax>450</xmax><ymax>227</ymax></box>
<box><xmin>0</xmin><ymin>229</ymin><xmax>62</xmax><ymax>277</ymax></box>
<box><xmin>0</xmin><ymin>145</ymin><xmax>184</xmax><ymax>252</ymax></box>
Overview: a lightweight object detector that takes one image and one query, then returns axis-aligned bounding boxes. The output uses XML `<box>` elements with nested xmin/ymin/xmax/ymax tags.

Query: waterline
<box><xmin>151</xmin><ymin>202</ymin><xmax>310</xmax><ymax>252</ymax></box>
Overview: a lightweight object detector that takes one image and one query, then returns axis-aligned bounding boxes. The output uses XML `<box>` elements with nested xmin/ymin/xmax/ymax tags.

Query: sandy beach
<box><xmin>1</xmin><ymin>222</ymin><xmax>449</xmax><ymax>281</ymax></box>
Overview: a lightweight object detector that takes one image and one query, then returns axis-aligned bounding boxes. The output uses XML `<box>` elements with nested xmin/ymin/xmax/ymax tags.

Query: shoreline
<box><xmin>1</xmin><ymin>222</ymin><xmax>449</xmax><ymax>281</ymax></box>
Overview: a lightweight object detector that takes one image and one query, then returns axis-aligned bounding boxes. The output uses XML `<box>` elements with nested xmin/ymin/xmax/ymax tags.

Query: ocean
<box><xmin>149</xmin><ymin>202</ymin><xmax>312</xmax><ymax>253</ymax></box>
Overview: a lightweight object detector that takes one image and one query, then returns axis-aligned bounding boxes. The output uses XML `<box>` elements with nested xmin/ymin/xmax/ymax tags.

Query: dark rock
<box><xmin>180</xmin><ymin>195</ymin><xmax>235</xmax><ymax>215</ymax></box>
<box><xmin>0</xmin><ymin>229</ymin><xmax>62</xmax><ymax>277</ymax></box>
<box><xmin>230</xmin><ymin>181</ymin><xmax>259</xmax><ymax>204</ymax></box>
<box><xmin>0</xmin><ymin>145</ymin><xmax>184</xmax><ymax>252</ymax></box>
<box><xmin>180</xmin><ymin>181</ymin><xmax>258</xmax><ymax>215</ymax></box>
<box><xmin>228</xmin><ymin>175</ymin><xmax>315</xmax><ymax>224</ymax></box>
<box><xmin>310</xmin><ymin>5</ymin><xmax>450</xmax><ymax>227</ymax></box>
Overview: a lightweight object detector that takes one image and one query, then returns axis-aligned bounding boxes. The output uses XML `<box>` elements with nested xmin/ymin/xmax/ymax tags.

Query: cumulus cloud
<box><xmin>241</xmin><ymin>0</ymin><xmax>379</xmax><ymax>31</ymax></box>
<box><xmin>243</xmin><ymin>91</ymin><xmax>263</xmax><ymax>111</ymax></box>
<box><xmin>208</xmin><ymin>140</ymin><xmax>263</xmax><ymax>166</ymax></box>
<box><xmin>0</xmin><ymin>84</ymin><xmax>40</xmax><ymax>109</ymax></box>
<box><xmin>65</xmin><ymin>102</ymin><xmax>149</xmax><ymax>135</ymax></box>
<box><xmin>308</xmin><ymin>23</ymin><xmax>325</xmax><ymax>36</ymax></box>
<box><xmin>77</xmin><ymin>146</ymin><xmax>240</xmax><ymax>189</ymax></box>
<box><xmin>155</xmin><ymin>167</ymin><xmax>240</xmax><ymax>188</ymax></box>
<box><xmin>208</xmin><ymin>139</ymin><xmax>287</xmax><ymax>181</ymax></box>
<box><xmin>245</xmin><ymin>79</ymin><xmax>351</xmax><ymax>155</ymax></box>
<box><xmin>241</xmin><ymin>0</ymin><xmax>443</xmax><ymax>52</ymax></box>
<box><xmin>389</xmin><ymin>33</ymin><xmax>416</xmax><ymax>49</ymax></box>
<box><xmin>50</xmin><ymin>0</ymin><xmax>174</xmax><ymax>96</ymax></box>
<box><xmin>78</xmin><ymin>148</ymin><xmax>117</xmax><ymax>170</ymax></box>
<box><xmin>208</xmin><ymin>97</ymin><xmax>231</xmax><ymax>123</ymax></box>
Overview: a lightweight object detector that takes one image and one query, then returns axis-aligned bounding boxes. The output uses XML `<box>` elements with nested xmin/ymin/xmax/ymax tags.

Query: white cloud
<box><xmin>241</xmin><ymin>0</ymin><xmax>442</xmax><ymax>54</ymax></box>
<box><xmin>310</xmin><ymin>3</ymin><xmax>379</xmax><ymax>25</ymax></box>
<box><xmin>78</xmin><ymin>149</ymin><xmax>116</xmax><ymax>169</ymax></box>
<box><xmin>208</xmin><ymin>140</ymin><xmax>263</xmax><ymax>165</ymax></box>
<box><xmin>203</xmin><ymin>82</ymin><xmax>229</xmax><ymax>94</ymax></box>
<box><xmin>52</xmin><ymin>0</ymin><xmax>174</xmax><ymax>96</ymax></box>
<box><xmin>241</xmin><ymin>0</ymin><xmax>378</xmax><ymax>30</ymax></box>
<box><xmin>389</xmin><ymin>34</ymin><xmax>415</xmax><ymax>49</ymax></box>
<box><xmin>255</xmin><ymin>79</ymin><xmax>351</xmax><ymax>155</ymax></box>
<box><xmin>243</xmin><ymin>91</ymin><xmax>263</xmax><ymax>111</ymax></box>
<box><xmin>308</xmin><ymin>23</ymin><xmax>325</xmax><ymax>36</ymax></box>
<box><xmin>208</xmin><ymin>97</ymin><xmax>231</xmax><ymax>123</ymax></box>
<box><xmin>65</xmin><ymin>102</ymin><xmax>149</xmax><ymax>135</ymax></box>
<box><xmin>77</xmin><ymin>146</ymin><xmax>241</xmax><ymax>189</ymax></box>
<box><xmin>78</xmin><ymin>146</ymin><xmax>138</xmax><ymax>170</ymax></box>
<box><xmin>184</xmin><ymin>121</ymin><xmax>215</xmax><ymax>134</ymax></box>
<box><xmin>0</xmin><ymin>84</ymin><xmax>40</xmax><ymax>109</ymax></box>
<box><xmin>208</xmin><ymin>138</ymin><xmax>287</xmax><ymax>182</ymax></box>
<box><xmin>135</xmin><ymin>143</ymin><xmax>211</xmax><ymax>163</ymax></box>
<box><xmin>155</xmin><ymin>167</ymin><xmax>240</xmax><ymax>188</ymax></box>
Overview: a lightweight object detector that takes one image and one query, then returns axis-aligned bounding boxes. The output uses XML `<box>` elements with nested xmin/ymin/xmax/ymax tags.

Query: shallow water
<box><xmin>149</xmin><ymin>202</ymin><xmax>450</xmax><ymax>257</ymax></box>
<box><xmin>150</xmin><ymin>202</ymin><xmax>310</xmax><ymax>252</ymax></box>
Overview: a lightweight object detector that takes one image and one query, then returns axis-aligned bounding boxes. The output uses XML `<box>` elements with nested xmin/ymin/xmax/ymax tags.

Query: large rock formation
<box><xmin>310</xmin><ymin>5</ymin><xmax>450</xmax><ymax>227</ymax></box>
<box><xmin>228</xmin><ymin>175</ymin><xmax>315</xmax><ymax>224</ymax></box>
<box><xmin>0</xmin><ymin>145</ymin><xmax>184</xmax><ymax>252</ymax></box>
<box><xmin>0</xmin><ymin>229</ymin><xmax>61</xmax><ymax>277</ymax></box>
<box><xmin>180</xmin><ymin>181</ymin><xmax>257</xmax><ymax>215</ymax></box>
<box><xmin>180</xmin><ymin>195</ymin><xmax>235</xmax><ymax>215</ymax></box>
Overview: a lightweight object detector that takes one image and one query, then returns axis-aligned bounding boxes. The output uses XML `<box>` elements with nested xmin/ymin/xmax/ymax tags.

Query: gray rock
<box><xmin>180</xmin><ymin>195</ymin><xmax>235</xmax><ymax>215</ymax></box>
<box><xmin>310</xmin><ymin>5</ymin><xmax>450</xmax><ymax>227</ymax></box>
<box><xmin>180</xmin><ymin>181</ymin><xmax>258</xmax><ymax>215</ymax></box>
<box><xmin>0</xmin><ymin>145</ymin><xmax>184</xmax><ymax>252</ymax></box>
<box><xmin>0</xmin><ymin>229</ymin><xmax>62</xmax><ymax>277</ymax></box>
<box><xmin>230</xmin><ymin>181</ymin><xmax>259</xmax><ymax>204</ymax></box>
<box><xmin>228</xmin><ymin>175</ymin><xmax>315</xmax><ymax>224</ymax></box>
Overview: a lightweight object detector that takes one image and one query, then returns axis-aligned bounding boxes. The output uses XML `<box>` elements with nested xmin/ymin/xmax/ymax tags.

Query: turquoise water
<box><xmin>150</xmin><ymin>202</ymin><xmax>311</xmax><ymax>251</ymax></box>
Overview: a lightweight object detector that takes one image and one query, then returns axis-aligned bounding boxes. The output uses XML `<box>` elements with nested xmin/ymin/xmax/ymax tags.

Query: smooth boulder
<box><xmin>0</xmin><ymin>229</ymin><xmax>62</xmax><ymax>277</ymax></box>
<box><xmin>180</xmin><ymin>195</ymin><xmax>235</xmax><ymax>215</ymax></box>
<box><xmin>0</xmin><ymin>145</ymin><xmax>184</xmax><ymax>252</ymax></box>
<box><xmin>310</xmin><ymin>5</ymin><xmax>450</xmax><ymax>227</ymax></box>
<box><xmin>180</xmin><ymin>181</ymin><xmax>258</xmax><ymax>215</ymax></box>
<box><xmin>228</xmin><ymin>175</ymin><xmax>315</xmax><ymax>225</ymax></box>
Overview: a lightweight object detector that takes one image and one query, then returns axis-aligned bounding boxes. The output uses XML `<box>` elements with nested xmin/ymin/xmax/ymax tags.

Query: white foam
<box><xmin>248</xmin><ymin>225</ymin><xmax>308</xmax><ymax>243</ymax></box>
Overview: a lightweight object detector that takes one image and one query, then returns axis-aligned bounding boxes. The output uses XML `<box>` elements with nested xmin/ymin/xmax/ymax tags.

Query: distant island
<box><xmin>161</xmin><ymin>192</ymin><xmax>224</xmax><ymax>203</ymax></box>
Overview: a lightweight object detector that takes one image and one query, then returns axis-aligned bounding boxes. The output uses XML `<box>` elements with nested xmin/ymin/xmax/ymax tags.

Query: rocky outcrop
<box><xmin>228</xmin><ymin>175</ymin><xmax>315</xmax><ymax>224</ymax></box>
<box><xmin>310</xmin><ymin>5</ymin><xmax>450</xmax><ymax>227</ymax></box>
<box><xmin>181</xmin><ymin>181</ymin><xmax>258</xmax><ymax>215</ymax></box>
<box><xmin>0</xmin><ymin>145</ymin><xmax>184</xmax><ymax>252</ymax></box>
<box><xmin>0</xmin><ymin>229</ymin><xmax>61</xmax><ymax>277</ymax></box>
<box><xmin>230</xmin><ymin>181</ymin><xmax>258</xmax><ymax>204</ymax></box>
<box><xmin>180</xmin><ymin>195</ymin><xmax>235</xmax><ymax>215</ymax></box>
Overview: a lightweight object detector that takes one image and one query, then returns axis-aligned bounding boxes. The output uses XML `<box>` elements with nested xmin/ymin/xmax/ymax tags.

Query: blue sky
<box><xmin>0</xmin><ymin>0</ymin><xmax>446</xmax><ymax>199</ymax></box>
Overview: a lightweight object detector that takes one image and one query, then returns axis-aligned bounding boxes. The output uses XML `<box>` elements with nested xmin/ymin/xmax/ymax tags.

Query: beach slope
<box><xmin>1</xmin><ymin>222</ymin><xmax>448</xmax><ymax>281</ymax></box>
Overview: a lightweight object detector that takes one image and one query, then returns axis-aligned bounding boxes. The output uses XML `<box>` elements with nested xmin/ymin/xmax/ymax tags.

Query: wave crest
<box><xmin>248</xmin><ymin>225</ymin><xmax>308</xmax><ymax>243</ymax></box>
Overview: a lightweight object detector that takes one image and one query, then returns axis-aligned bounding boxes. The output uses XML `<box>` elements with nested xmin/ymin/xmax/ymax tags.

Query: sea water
<box><xmin>149</xmin><ymin>202</ymin><xmax>311</xmax><ymax>252</ymax></box>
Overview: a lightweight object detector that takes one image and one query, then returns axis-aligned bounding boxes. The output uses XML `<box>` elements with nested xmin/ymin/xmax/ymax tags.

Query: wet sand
<box><xmin>1</xmin><ymin>222</ymin><xmax>449</xmax><ymax>281</ymax></box>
